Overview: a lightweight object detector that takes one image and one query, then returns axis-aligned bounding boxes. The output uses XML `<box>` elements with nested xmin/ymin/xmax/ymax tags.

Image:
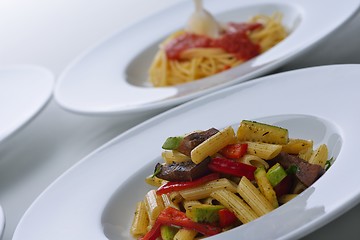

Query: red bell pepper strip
<box><xmin>160</xmin><ymin>207</ymin><xmax>221</xmax><ymax>236</ymax></box>
<box><xmin>208</xmin><ymin>157</ymin><xmax>256</xmax><ymax>180</ymax></box>
<box><xmin>218</xmin><ymin>209</ymin><xmax>238</xmax><ymax>228</ymax></box>
<box><xmin>141</xmin><ymin>207</ymin><xmax>222</xmax><ymax>239</ymax></box>
<box><xmin>157</xmin><ymin>207</ymin><xmax>221</xmax><ymax>236</ymax></box>
<box><xmin>156</xmin><ymin>173</ymin><xmax>220</xmax><ymax>195</ymax></box>
<box><xmin>219</xmin><ymin>143</ymin><xmax>248</xmax><ymax>159</ymax></box>
<box><xmin>140</xmin><ymin>221</ymin><xmax>161</xmax><ymax>240</ymax></box>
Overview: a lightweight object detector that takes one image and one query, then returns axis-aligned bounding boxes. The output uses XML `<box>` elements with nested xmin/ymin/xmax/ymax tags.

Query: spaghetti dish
<box><xmin>130</xmin><ymin>120</ymin><xmax>331</xmax><ymax>239</ymax></box>
<box><xmin>149</xmin><ymin>13</ymin><xmax>287</xmax><ymax>87</ymax></box>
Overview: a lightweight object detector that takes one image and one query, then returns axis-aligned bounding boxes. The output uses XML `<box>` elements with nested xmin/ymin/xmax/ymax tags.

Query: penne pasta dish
<box><xmin>130</xmin><ymin>120</ymin><xmax>331</xmax><ymax>239</ymax></box>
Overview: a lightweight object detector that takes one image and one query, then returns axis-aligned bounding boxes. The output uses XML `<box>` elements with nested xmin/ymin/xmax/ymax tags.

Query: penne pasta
<box><xmin>201</xmin><ymin>197</ymin><xmax>218</xmax><ymax>205</ymax></box>
<box><xmin>162</xmin><ymin>193</ymin><xmax>180</xmax><ymax>210</ymax></box>
<box><xmin>144</xmin><ymin>190</ymin><xmax>165</xmax><ymax>225</ymax></box>
<box><xmin>237</xmin><ymin>177</ymin><xmax>274</xmax><ymax>216</ymax></box>
<box><xmin>174</xmin><ymin>229</ymin><xmax>198</xmax><ymax>240</ymax></box>
<box><xmin>130</xmin><ymin>201</ymin><xmax>149</xmax><ymax>237</ymax></box>
<box><xmin>282</xmin><ymin>139</ymin><xmax>313</xmax><ymax>155</ymax></box>
<box><xmin>179</xmin><ymin>178</ymin><xmax>237</xmax><ymax>200</ymax></box>
<box><xmin>308</xmin><ymin>144</ymin><xmax>328</xmax><ymax>168</ymax></box>
<box><xmin>254</xmin><ymin>167</ymin><xmax>278</xmax><ymax>208</ymax></box>
<box><xmin>168</xmin><ymin>191</ymin><xmax>184</xmax><ymax>204</ymax></box>
<box><xmin>145</xmin><ymin>175</ymin><xmax>167</xmax><ymax>187</ymax></box>
<box><xmin>239</xmin><ymin>154</ymin><xmax>269</xmax><ymax>169</ymax></box>
<box><xmin>298</xmin><ymin>147</ymin><xmax>313</xmax><ymax>161</ymax></box>
<box><xmin>246</xmin><ymin>141</ymin><xmax>282</xmax><ymax>160</ymax></box>
<box><xmin>191</xmin><ymin>126</ymin><xmax>236</xmax><ymax>164</ymax></box>
<box><xmin>210</xmin><ymin>189</ymin><xmax>259</xmax><ymax>224</ymax></box>
<box><xmin>162</xmin><ymin>150</ymin><xmax>191</xmax><ymax>164</ymax></box>
<box><xmin>183</xmin><ymin>200</ymin><xmax>202</xmax><ymax>211</ymax></box>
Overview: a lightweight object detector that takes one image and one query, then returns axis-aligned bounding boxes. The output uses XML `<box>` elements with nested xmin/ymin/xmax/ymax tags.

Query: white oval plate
<box><xmin>54</xmin><ymin>0</ymin><xmax>360</xmax><ymax>115</ymax></box>
<box><xmin>14</xmin><ymin>64</ymin><xmax>360</xmax><ymax>239</ymax></box>
<box><xmin>0</xmin><ymin>65</ymin><xmax>54</xmax><ymax>143</ymax></box>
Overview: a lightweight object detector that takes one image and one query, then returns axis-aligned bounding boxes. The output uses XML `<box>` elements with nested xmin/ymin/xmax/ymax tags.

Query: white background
<box><xmin>0</xmin><ymin>0</ymin><xmax>360</xmax><ymax>239</ymax></box>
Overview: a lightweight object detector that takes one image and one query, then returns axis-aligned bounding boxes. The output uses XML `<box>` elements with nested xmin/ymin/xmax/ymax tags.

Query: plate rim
<box><xmin>0</xmin><ymin>64</ymin><xmax>54</xmax><ymax>143</ymax></box>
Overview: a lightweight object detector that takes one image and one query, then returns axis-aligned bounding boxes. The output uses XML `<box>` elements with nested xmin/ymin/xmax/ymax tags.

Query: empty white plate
<box><xmin>54</xmin><ymin>0</ymin><xmax>360</xmax><ymax>115</ymax></box>
<box><xmin>0</xmin><ymin>65</ymin><xmax>54</xmax><ymax>143</ymax></box>
<box><xmin>14</xmin><ymin>64</ymin><xmax>360</xmax><ymax>239</ymax></box>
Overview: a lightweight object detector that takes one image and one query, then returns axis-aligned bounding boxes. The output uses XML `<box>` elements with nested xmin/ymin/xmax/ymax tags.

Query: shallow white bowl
<box><xmin>0</xmin><ymin>65</ymin><xmax>54</xmax><ymax>143</ymax></box>
<box><xmin>54</xmin><ymin>0</ymin><xmax>360</xmax><ymax>115</ymax></box>
<box><xmin>14</xmin><ymin>64</ymin><xmax>360</xmax><ymax>239</ymax></box>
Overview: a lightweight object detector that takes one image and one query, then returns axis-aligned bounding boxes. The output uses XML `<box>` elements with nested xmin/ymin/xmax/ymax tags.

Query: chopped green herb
<box><xmin>286</xmin><ymin>165</ymin><xmax>299</xmax><ymax>175</ymax></box>
<box><xmin>325</xmin><ymin>157</ymin><xmax>333</xmax><ymax>171</ymax></box>
<box><xmin>152</xmin><ymin>163</ymin><xmax>162</xmax><ymax>177</ymax></box>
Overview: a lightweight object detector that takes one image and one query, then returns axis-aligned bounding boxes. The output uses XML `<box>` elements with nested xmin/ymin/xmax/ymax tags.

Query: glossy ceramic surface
<box><xmin>14</xmin><ymin>65</ymin><xmax>360</xmax><ymax>239</ymax></box>
<box><xmin>54</xmin><ymin>0</ymin><xmax>360</xmax><ymax>115</ymax></box>
<box><xmin>0</xmin><ymin>65</ymin><xmax>54</xmax><ymax>143</ymax></box>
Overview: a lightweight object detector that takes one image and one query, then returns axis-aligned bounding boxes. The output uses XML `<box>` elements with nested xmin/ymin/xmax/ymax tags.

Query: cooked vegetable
<box><xmin>162</xmin><ymin>136</ymin><xmax>184</xmax><ymax>150</ymax></box>
<box><xmin>266</xmin><ymin>163</ymin><xmax>287</xmax><ymax>187</ymax></box>
<box><xmin>325</xmin><ymin>158</ymin><xmax>333</xmax><ymax>170</ymax></box>
<box><xmin>273</xmin><ymin>175</ymin><xmax>293</xmax><ymax>197</ymax></box>
<box><xmin>160</xmin><ymin>225</ymin><xmax>178</xmax><ymax>240</ymax></box>
<box><xmin>208</xmin><ymin>157</ymin><xmax>256</xmax><ymax>180</ymax></box>
<box><xmin>218</xmin><ymin>209</ymin><xmax>238</xmax><ymax>228</ymax></box>
<box><xmin>141</xmin><ymin>207</ymin><xmax>222</xmax><ymax>240</ymax></box>
<box><xmin>156</xmin><ymin>173</ymin><xmax>220</xmax><ymax>195</ymax></box>
<box><xmin>219</xmin><ymin>143</ymin><xmax>248</xmax><ymax>159</ymax></box>
<box><xmin>273</xmin><ymin>152</ymin><xmax>324</xmax><ymax>187</ymax></box>
<box><xmin>185</xmin><ymin>204</ymin><xmax>224</xmax><ymax>223</ymax></box>
<box><xmin>237</xmin><ymin>120</ymin><xmax>289</xmax><ymax>144</ymax></box>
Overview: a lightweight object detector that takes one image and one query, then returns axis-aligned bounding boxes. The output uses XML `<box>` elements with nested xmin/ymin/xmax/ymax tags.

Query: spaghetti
<box><xmin>149</xmin><ymin>13</ymin><xmax>287</xmax><ymax>87</ymax></box>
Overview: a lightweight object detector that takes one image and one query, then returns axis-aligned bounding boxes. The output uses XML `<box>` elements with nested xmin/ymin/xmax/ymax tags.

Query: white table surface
<box><xmin>0</xmin><ymin>1</ymin><xmax>360</xmax><ymax>239</ymax></box>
